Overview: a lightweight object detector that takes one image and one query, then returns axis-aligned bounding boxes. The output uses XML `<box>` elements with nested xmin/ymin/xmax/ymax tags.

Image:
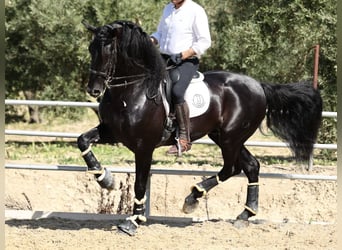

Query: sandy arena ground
<box><xmin>5</xmin><ymin>162</ymin><xmax>337</xmax><ymax>250</ymax></box>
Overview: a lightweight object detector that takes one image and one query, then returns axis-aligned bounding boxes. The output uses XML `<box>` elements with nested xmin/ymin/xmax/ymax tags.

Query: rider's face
<box><xmin>171</xmin><ymin>0</ymin><xmax>185</xmax><ymax>8</ymax></box>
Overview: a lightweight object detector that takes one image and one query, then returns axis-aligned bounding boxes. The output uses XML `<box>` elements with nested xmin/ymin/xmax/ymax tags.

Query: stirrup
<box><xmin>166</xmin><ymin>138</ymin><xmax>192</xmax><ymax>156</ymax></box>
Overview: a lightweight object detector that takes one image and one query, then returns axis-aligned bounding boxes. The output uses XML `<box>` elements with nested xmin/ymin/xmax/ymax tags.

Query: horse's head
<box><xmin>82</xmin><ymin>20</ymin><xmax>123</xmax><ymax>97</ymax></box>
<box><xmin>83</xmin><ymin>20</ymin><xmax>166</xmax><ymax>99</ymax></box>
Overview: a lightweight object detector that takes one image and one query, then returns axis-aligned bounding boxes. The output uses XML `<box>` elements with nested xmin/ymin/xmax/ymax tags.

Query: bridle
<box><xmin>89</xmin><ymin>32</ymin><xmax>146</xmax><ymax>90</ymax></box>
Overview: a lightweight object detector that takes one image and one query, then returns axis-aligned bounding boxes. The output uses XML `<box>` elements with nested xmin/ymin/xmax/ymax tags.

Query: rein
<box><xmin>105</xmin><ymin>73</ymin><xmax>146</xmax><ymax>88</ymax></box>
<box><xmin>89</xmin><ymin>69</ymin><xmax>146</xmax><ymax>88</ymax></box>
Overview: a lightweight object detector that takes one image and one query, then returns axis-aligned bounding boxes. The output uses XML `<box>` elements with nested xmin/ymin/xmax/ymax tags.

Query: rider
<box><xmin>151</xmin><ymin>0</ymin><xmax>211</xmax><ymax>155</ymax></box>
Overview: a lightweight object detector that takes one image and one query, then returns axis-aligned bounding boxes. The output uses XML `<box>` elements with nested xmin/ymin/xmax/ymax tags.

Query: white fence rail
<box><xmin>4</xmin><ymin>99</ymin><xmax>338</xmax><ymax>118</ymax></box>
<box><xmin>5</xmin><ymin>163</ymin><xmax>337</xmax><ymax>181</ymax></box>
<box><xmin>5</xmin><ymin>99</ymin><xmax>99</xmax><ymax>108</ymax></box>
<box><xmin>5</xmin><ymin>99</ymin><xmax>337</xmax><ymax>170</ymax></box>
<box><xmin>4</xmin><ymin>129</ymin><xmax>338</xmax><ymax>150</ymax></box>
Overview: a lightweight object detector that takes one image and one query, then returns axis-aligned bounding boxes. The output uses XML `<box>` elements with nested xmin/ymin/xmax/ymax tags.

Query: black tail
<box><xmin>260</xmin><ymin>82</ymin><xmax>322</xmax><ymax>162</ymax></box>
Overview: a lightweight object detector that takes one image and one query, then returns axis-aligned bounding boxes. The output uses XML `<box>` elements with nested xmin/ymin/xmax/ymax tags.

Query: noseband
<box><xmin>89</xmin><ymin>34</ymin><xmax>146</xmax><ymax>90</ymax></box>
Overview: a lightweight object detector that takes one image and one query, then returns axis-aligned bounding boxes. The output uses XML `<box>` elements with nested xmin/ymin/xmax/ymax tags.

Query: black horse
<box><xmin>77</xmin><ymin>20</ymin><xmax>322</xmax><ymax>235</ymax></box>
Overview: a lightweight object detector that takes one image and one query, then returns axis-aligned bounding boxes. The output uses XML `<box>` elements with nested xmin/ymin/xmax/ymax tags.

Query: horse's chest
<box><xmin>100</xmin><ymin>101</ymin><xmax>143</xmax><ymax>129</ymax></box>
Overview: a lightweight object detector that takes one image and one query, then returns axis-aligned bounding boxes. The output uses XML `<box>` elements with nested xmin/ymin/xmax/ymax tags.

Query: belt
<box><xmin>161</xmin><ymin>54</ymin><xmax>199</xmax><ymax>63</ymax></box>
<box><xmin>161</xmin><ymin>54</ymin><xmax>198</xmax><ymax>59</ymax></box>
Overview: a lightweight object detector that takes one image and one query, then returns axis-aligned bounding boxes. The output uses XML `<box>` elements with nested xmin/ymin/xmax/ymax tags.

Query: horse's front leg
<box><xmin>77</xmin><ymin>124</ymin><xmax>115</xmax><ymax>190</ymax></box>
<box><xmin>118</xmin><ymin>150</ymin><xmax>153</xmax><ymax>236</ymax></box>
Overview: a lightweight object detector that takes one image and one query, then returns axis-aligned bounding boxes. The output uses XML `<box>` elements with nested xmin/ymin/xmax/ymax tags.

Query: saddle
<box><xmin>159</xmin><ymin>68</ymin><xmax>210</xmax><ymax>143</ymax></box>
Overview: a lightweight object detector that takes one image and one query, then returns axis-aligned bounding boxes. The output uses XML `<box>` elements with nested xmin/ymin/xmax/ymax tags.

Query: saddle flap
<box><xmin>161</xmin><ymin>71</ymin><xmax>210</xmax><ymax>119</ymax></box>
<box><xmin>185</xmin><ymin>75</ymin><xmax>210</xmax><ymax>118</ymax></box>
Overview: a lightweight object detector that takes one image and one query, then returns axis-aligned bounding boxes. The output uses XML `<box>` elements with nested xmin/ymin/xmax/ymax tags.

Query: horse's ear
<box><xmin>114</xmin><ymin>23</ymin><xmax>123</xmax><ymax>29</ymax></box>
<box><xmin>107</xmin><ymin>23</ymin><xmax>123</xmax><ymax>30</ymax></box>
<box><xmin>82</xmin><ymin>20</ymin><xmax>96</xmax><ymax>32</ymax></box>
<box><xmin>135</xmin><ymin>18</ymin><xmax>142</xmax><ymax>27</ymax></box>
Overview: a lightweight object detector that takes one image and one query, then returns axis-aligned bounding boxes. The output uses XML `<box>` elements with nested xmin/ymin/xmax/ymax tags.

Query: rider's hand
<box><xmin>170</xmin><ymin>53</ymin><xmax>183</xmax><ymax>65</ymax></box>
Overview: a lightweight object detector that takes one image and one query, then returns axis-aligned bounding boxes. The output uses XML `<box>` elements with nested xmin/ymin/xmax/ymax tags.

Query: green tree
<box><xmin>6</xmin><ymin>0</ymin><xmax>92</xmax><ymax>121</ymax></box>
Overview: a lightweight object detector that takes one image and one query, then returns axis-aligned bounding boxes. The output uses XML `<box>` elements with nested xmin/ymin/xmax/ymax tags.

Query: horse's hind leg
<box><xmin>183</xmin><ymin>145</ymin><xmax>260</xmax><ymax>222</ymax></box>
<box><xmin>183</xmin><ymin>143</ymin><xmax>243</xmax><ymax>214</ymax></box>
<box><xmin>182</xmin><ymin>175</ymin><xmax>220</xmax><ymax>213</ymax></box>
<box><xmin>235</xmin><ymin>146</ymin><xmax>260</xmax><ymax>221</ymax></box>
<box><xmin>77</xmin><ymin>124</ymin><xmax>115</xmax><ymax>190</ymax></box>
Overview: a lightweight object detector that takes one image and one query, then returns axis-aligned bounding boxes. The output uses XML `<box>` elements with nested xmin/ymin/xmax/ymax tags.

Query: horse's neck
<box><xmin>117</xmin><ymin>56</ymin><xmax>145</xmax><ymax>73</ymax></box>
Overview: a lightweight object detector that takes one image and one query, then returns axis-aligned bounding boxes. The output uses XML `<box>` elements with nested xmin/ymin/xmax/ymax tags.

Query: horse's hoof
<box><xmin>236</xmin><ymin>209</ymin><xmax>255</xmax><ymax>221</ymax></box>
<box><xmin>117</xmin><ymin>220</ymin><xmax>138</xmax><ymax>236</ymax></box>
<box><xmin>233</xmin><ymin>219</ymin><xmax>249</xmax><ymax>229</ymax></box>
<box><xmin>97</xmin><ymin>168</ymin><xmax>115</xmax><ymax>191</ymax></box>
<box><xmin>182</xmin><ymin>195</ymin><xmax>199</xmax><ymax>214</ymax></box>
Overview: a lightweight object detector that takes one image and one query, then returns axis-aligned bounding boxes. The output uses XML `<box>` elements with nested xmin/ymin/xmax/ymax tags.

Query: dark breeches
<box><xmin>172</xmin><ymin>58</ymin><xmax>199</xmax><ymax>104</ymax></box>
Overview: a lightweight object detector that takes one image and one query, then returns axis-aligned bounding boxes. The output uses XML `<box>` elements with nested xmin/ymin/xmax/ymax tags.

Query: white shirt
<box><xmin>151</xmin><ymin>0</ymin><xmax>211</xmax><ymax>57</ymax></box>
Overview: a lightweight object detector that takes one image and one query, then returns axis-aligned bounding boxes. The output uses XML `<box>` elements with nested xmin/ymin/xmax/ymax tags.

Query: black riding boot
<box><xmin>167</xmin><ymin>102</ymin><xmax>192</xmax><ymax>155</ymax></box>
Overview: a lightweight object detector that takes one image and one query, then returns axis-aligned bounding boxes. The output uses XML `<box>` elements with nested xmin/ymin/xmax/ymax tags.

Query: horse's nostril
<box><xmin>93</xmin><ymin>89</ymin><xmax>101</xmax><ymax>95</ymax></box>
<box><xmin>87</xmin><ymin>87</ymin><xmax>101</xmax><ymax>97</ymax></box>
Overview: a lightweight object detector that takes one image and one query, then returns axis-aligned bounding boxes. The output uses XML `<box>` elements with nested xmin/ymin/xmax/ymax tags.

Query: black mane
<box><xmin>104</xmin><ymin>20</ymin><xmax>166</xmax><ymax>98</ymax></box>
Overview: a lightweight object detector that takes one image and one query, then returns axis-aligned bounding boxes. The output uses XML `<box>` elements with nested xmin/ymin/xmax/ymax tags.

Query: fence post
<box><xmin>313</xmin><ymin>44</ymin><xmax>320</xmax><ymax>89</ymax></box>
